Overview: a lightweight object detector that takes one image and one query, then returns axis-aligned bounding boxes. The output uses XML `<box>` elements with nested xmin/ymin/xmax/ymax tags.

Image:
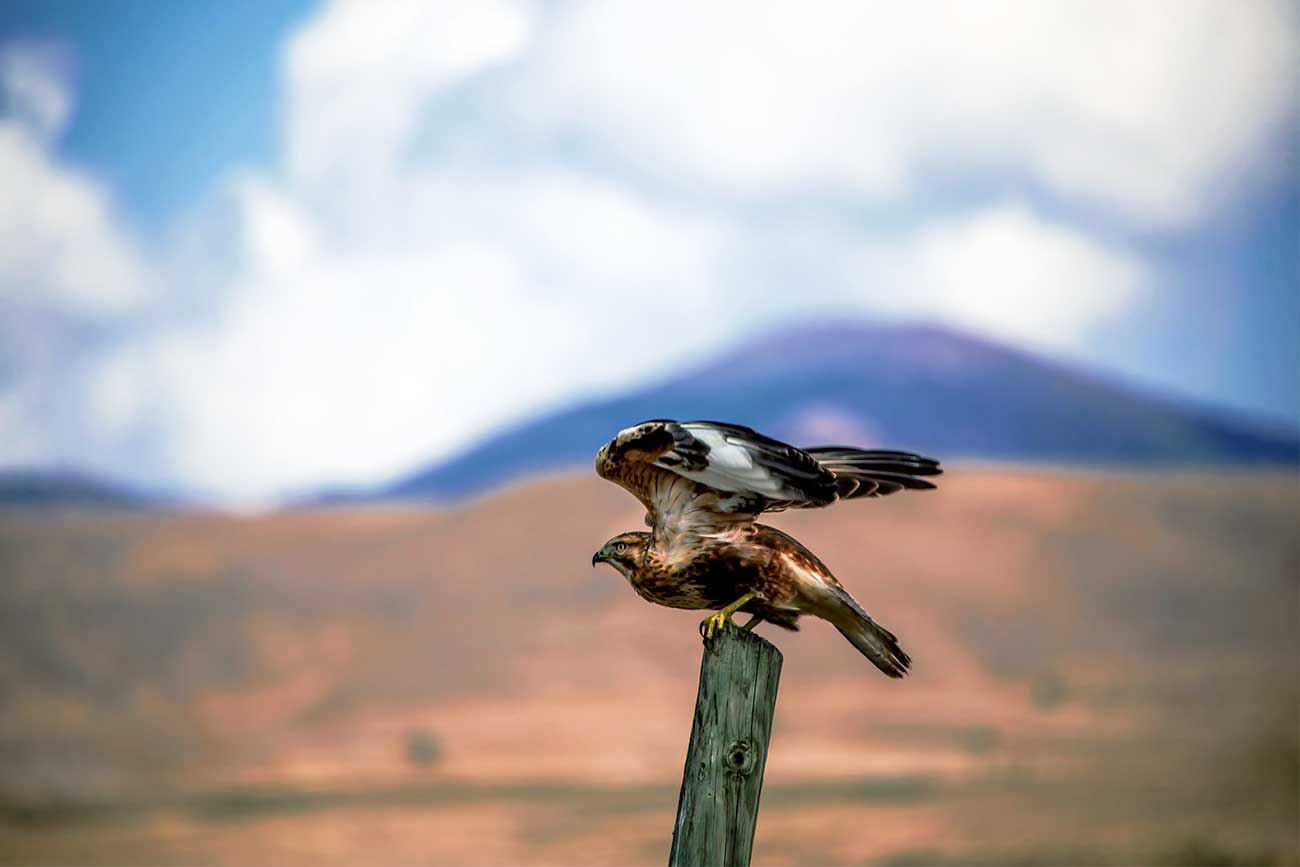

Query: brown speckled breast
<box><xmin>627</xmin><ymin>529</ymin><xmax>804</xmax><ymax>629</ymax></box>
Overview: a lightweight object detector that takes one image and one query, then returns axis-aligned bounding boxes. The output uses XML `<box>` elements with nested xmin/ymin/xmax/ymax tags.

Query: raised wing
<box><xmin>594</xmin><ymin>420</ymin><xmax>785</xmax><ymax>549</ymax></box>
<box><xmin>596</xmin><ymin>420</ymin><xmax>835</xmax><ymax>507</ymax></box>
<box><xmin>595</xmin><ymin>419</ymin><xmax>941</xmax><ymax>548</ymax></box>
<box><xmin>659</xmin><ymin>421</ymin><xmax>840</xmax><ymax>506</ymax></box>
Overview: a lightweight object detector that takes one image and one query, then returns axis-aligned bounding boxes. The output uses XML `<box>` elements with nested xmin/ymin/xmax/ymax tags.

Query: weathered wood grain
<box><xmin>669</xmin><ymin>625</ymin><xmax>783</xmax><ymax>867</ymax></box>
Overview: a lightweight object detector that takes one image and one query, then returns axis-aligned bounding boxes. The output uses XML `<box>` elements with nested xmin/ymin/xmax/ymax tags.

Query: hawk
<box><xmin>592</xmin><ymin>420</ymin><xmax>941</xmax><ymax>677</ymax></box>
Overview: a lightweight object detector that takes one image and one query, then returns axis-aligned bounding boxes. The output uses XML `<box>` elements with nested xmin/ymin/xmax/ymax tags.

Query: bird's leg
<box><xmin>700</xmin><ymin>592</ymin><xmax>757</xmax><ymax>640</ymax></box>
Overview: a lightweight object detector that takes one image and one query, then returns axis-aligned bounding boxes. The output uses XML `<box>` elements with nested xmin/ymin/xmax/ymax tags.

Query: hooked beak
<box><xmin>592</xmin><ymin>550</ymin><xmax>607</xmax><ymax>567</ymax></box>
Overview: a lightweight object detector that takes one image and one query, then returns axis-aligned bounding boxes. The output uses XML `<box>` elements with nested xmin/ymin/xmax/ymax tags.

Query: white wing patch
<box><xmin>686</xmin><ymin>426</ymin><xmax>753</xmax><ymax>469</ymax></box>
<box><xmin>656</xmin><ymin>424</ymin><xmax>794</xmax><ymax>498</ymax></box>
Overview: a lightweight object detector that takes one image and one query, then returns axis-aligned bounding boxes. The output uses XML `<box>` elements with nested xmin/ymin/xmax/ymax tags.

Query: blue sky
<box><xmin>0</xmin><ymin>1</ymin><xmax>1296</xmax><ymax>502</ymax></box>
<box><xmin>0</xmin><ymin>0</ymin><xmax>314</xmax><ymax>225</ymax></box>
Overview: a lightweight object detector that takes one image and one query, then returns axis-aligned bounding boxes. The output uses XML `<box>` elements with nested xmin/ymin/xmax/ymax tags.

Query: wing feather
<box><xmin>669</xmin><ymin>421</ymin><xmax>838</xmax><ymax>504</ymax></box>
<box><xmin>804</xmin><ymin>446</ymin><xmax>941</xmax><ymax>502</ymax></box>
<box><xmin>595</xmin><ymin>421</ymin><xmax>942</xmax><ymax>547</ymax></box>
<box><xmin>594</xmin><ymin>420</ymin><xmax>761</xmax><ymax>549</ymax></box>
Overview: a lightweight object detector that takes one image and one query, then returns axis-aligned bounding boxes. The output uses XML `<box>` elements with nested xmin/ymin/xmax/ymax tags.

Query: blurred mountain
<box><xmin>0</xmin><ymin>468</ymin><xmax>156</xmax><ymax>508</ymax></box>
<box><xmin>326</xmin><ymin>322</ymin><xmax>1298</xmax><ymax>505</ymax></box>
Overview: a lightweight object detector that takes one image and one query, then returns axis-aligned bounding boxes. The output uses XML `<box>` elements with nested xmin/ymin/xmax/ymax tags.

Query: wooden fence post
<box><xmin>669</xmin><ymin>624</ymin><xmax>783</xmax><ymax>867</ymax></box>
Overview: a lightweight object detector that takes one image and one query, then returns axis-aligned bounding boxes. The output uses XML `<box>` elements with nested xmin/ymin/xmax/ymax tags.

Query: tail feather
<box><xmin>828</xmin><ymin>591</ymin><xmax>911</xmax><ymax>678</ymax></box>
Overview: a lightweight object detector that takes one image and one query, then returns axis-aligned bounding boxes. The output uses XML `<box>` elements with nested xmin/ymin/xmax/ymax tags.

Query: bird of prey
<box><xmin>592</xmin><ymin>420</ymin><xmax>940</xmax><ymax>677</ymax></box>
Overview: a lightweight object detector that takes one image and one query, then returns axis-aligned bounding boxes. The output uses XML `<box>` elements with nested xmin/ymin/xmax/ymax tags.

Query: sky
<box><xmin>0</xmin><ymin>0</ymin><xmax>1296</xmax><ymax>504</ymax></box>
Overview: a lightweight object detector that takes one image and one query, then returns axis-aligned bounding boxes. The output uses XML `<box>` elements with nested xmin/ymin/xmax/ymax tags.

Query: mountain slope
<box><xmin>0</xmin><ymin>468</ymin><xmax>156</xmax><ymax>508</ymax></box>
<box><xmin>356</xmin><ymin>323</ymin><xmax>1297</xmax><ymax>503</ymax></box>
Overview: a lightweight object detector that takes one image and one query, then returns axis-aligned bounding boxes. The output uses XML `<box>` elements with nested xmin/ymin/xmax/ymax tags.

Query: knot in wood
<box><xmin>723</xmin><ymin>738</ymin><xmax>754</xmax><ymax>775</ymax></box>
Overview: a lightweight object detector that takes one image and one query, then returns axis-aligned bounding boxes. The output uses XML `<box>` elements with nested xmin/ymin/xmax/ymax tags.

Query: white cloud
<box><xmin>2</xmin><ymin>1</ymin><xmax>1290</xmax><ymax>501</ymax></box>
<box><xmin>0</xmin><ymin>47</ymin><xmax>155</xmax><ymax>469</ymax></box>
<box><xmin>0</xmin><ymin>125</ymin><xmax>153</xmax><ymax>319</ymax></box>
<box><xmin>0</xmin><ymin>44</ymin><xmax>72</xmax><ymax>143</ymax></box>
<box><xmin>284</xmin><ymin>0</ymin><xmax>534</xmax><ymax>188</ymax></box>
<box><xmin>89</xmin><ymin>166</ymin><xmax>745</xmax><ymax>501</ymax></box>
<box><xmin>505</xmin><ymin>0</ymin><xmax>1297</xmax><ymax>229</ymax></box>
<box><xmin>0</xmin><ymin>44</ymin><xmax>151</xmax><ymax>319</ymax></box>
<box><xmin>847</xmin><ymin>202</ymin><xmax>1145</xmax><ymax>350</ymax></box>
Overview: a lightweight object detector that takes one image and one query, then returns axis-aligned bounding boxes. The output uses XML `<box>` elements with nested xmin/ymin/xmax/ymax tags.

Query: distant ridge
<box><xmin>0</xmin><ymin>467</ymin><xmax>156</xmax><ymax>508</ymax></box>
<box><xmin>312</xmin><ymin>322</ymin><xmax>1298</xmax><ymax>506</ymax></box>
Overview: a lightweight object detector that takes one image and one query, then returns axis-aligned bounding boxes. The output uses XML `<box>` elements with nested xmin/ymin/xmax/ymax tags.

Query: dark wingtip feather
<box><xmin>805</xmin><ymin>446</ymin><xmax>943</xmax><ymax>500</ymax></box>
<box><xmin>808</xmin><ymin>447</ymin><xmax>943</xmax><ymax>475</ymax></box>
<box><xmin>858</xmin><ymin>471</ymin><xmax>938</xmax><ymax>491</ymax></box>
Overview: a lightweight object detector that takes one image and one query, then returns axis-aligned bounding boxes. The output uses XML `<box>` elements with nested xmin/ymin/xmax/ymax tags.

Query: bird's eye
<box><xmin>615</xmin><ymin>542</ymin><xmax>626</xmax><ymax>553</ymax></box>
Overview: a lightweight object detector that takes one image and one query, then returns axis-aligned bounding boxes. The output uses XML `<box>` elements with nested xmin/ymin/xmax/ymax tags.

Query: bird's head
<box><xmin>592</xmin><ymin>531</ymin><xmax>650</xmax><ymax>577</ymax></box>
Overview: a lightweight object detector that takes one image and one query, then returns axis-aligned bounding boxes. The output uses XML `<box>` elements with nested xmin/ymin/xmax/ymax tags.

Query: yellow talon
<box><xmin>699</xmin><ymin>592</ymin><xmax>758</xmax><ymax>641</ymax></box>
<box><xmin>702</xmin><ymin>612</ymin><xmax>726</xmax><ymax>640</ymax></box>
